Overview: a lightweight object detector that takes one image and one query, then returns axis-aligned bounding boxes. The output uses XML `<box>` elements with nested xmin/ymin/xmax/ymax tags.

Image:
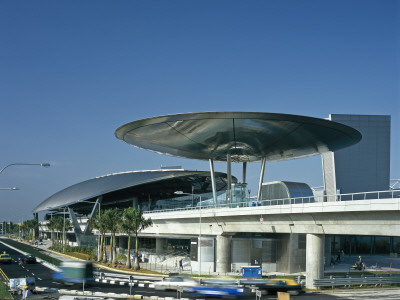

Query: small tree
<box><xmin>132</xmin><ymin>208</ymin><xmax>152</xmax><ymax>270</ymax></box>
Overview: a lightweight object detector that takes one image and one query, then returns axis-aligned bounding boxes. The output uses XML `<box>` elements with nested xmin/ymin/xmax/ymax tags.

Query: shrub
<box><xmin>117</xmin><ymin>253</ymin><xmax>127</xmax><ymax>264</ymax></box>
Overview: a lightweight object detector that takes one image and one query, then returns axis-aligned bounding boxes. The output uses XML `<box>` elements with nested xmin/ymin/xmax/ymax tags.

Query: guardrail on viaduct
<box><xmin>144</xmin><ymin>189</ymin><xmax>400</xmax><ymax>215</ymax></box>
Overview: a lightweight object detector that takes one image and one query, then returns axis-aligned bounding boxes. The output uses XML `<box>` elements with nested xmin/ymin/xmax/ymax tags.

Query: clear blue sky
<box><xmin>1</xmin><ymin>0</ymin><xmax>399</xmax><ymax>222</ymax></box>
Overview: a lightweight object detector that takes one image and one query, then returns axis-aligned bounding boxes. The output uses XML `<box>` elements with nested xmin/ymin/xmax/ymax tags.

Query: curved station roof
<box><xmin>115</xmin><ymin>112</ymin><xmax>362</xmax><ymax>163</ymax></box>
<box><xmin>33</xmin><ymin>169</ymin><xmax>234</xmax><ymax>213</ymax></box>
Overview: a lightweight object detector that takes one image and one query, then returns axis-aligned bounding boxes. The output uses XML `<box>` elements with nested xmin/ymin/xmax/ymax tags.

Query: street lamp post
<box><xmin>0</xmin><ymin>163</ymin><xmax>49</xmax><ymax>192</ymax></box>
<box><xmin>199</xmin><ymin>194</ymin><xmax>202</xmax><ymax>276</ymax></box>
<box><xmin>63</xmin><ymin>207</ymin><xmax>66</xmax><ymax>253</ymax></box>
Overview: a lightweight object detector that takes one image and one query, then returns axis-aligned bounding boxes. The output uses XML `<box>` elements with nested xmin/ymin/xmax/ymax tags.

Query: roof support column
<box><xmin>68</xmin><ymin>207</ymin><xmax>83</xmax><ymax>246</ymax></box>
<box><xmin>257</xmin><ymin>157</ymin><xmax>266</xmax><ymax>201</ymax></box>
<box><xmin>84</xmin><ymin>196</ymin><xmax>101</xmax><ymax>234</ymax></box>
<box><xmin>242</xmin><ymin>162</ymin><xmax>247</xmax><ymax>184</ymax></box>
<box><xmin>209</xmin><ymin>159</ymin><xmax>217</xmax><ymax>204</ymax></box>
<box><xmin>132</xmin><ymin>197</ymin><xmax>139</xmax><ymax>209</ymax></box>
<box><xmin>227</xmin><ymin>153</ymin><xmax>232</xmax><ymax>204</ymax></box>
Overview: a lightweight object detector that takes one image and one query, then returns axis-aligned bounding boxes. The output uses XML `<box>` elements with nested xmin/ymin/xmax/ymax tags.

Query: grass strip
<box><xmin>0</xmin><ymin>280</ymin><xmax>12</xmax><ymax>300</ymax></box>
<box><xmin>0</xmin><ymin>238</ymin><xmax>61</xmax><ymax>266</ymax></box>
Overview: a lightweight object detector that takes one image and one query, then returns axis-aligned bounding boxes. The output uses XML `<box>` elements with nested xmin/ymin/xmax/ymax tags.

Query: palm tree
<box><xmin>23</xmin><ymin>219</ymin><xmax>39</xmax><ymax>241</ymax></box>
<box><xmin>90</xmin><ymin>212</ymin><xmax>107</xmax><ymax>262</ymax></box>
<box><xmin>31</xmin><ymin>219</ymin><xmax>39</xmax><ymax>241</ymax></box>
<box><xmin>21</xmin><ymin>220</ymin><xmax>30</xmax><ymax>240</ymax></box>
<box><xmin>47</xmin><ymin>217</ymin><xmax>58</xmax><ymax>246</ymax></box>
<box><xmin>132</xmin><ymin>208</ymin><xmax>152</xmax><ymax>270</ymax></box>
<box><xmin>120</xmin><ymin>207</ymin><xmax>136</xmax><ymax>268</ymax></box>
<box><xmin>103</xmin><ymin>208</ymin><xmax>120</xmax><ymax>265</ymax></box>
<box><xmin>54</xmin><ymin>216</ymin><xmax>64</xmax><ymax>243</ymax></box>
<box><xmin>62</xmin><ymin>218</ymin><xmax>72</xmax><ymax>248</ymax></box>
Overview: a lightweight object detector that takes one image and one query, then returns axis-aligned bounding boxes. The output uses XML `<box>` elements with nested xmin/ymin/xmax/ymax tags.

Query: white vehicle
<box><xmin>153</xmin><ymin>276</ymin><xmax>199</xmax><ymax>291</ymax></box>
<box><xmin>9</xmin><ymin>277</ymin><xmax>35</xmax><ymax>294</ymax></box>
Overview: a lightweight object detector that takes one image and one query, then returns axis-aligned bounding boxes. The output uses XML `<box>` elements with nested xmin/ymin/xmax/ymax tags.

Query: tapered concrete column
<box><xmin>216</xmin><ymin>235</ymin><xmax>231</xmax><ymax>273</ymax></box>
<box><xmin>156</xmin><ymin>238</ymin><xmax>165</xmax><ymax>255</ymax></box>
<box><xmin>306</xmin><ymin>234</ymin><xmax>325</xmax><ymax>289</ymax></box>
<box><xmin>209</xmin><ymin>159</ymin><xmax>217</xmax><ymax>204</ymax></box>
<box><xmin>257</xmin><ymin>157</ymin><xmax>266</xmax><ymax>201</ymax></box>
<box><xmin>132</xmin><ymin>197</ymin><xmax>139</xmax><ymax>209</ymax></box>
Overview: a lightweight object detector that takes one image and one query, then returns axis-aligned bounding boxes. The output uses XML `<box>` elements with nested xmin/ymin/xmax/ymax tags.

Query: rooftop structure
<box><xmin>33</xmin><ymin>169</ymin><xmax>235</xmax><ymax>214</ymax></box>
<box><xmin>116</xmin><ymin>112</ymin><xmax>362</xmax><ymax>200</ymax></box>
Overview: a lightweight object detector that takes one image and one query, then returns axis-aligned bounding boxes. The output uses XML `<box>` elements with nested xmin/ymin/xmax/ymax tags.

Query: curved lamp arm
<box><xmin>0</xmin><ymin>163</ymin><xmax>50</xmax><ymax>175</ymax></box>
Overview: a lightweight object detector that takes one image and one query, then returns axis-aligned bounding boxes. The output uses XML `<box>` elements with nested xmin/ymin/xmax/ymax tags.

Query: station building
<box><xmin>33</xmin><ymin>112</ymin><xmax>397</xmax><ymax>280</ymax></box>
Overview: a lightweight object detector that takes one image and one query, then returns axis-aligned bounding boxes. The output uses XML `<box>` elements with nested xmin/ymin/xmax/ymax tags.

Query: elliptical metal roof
<box><xmin>33</xmin><ymin>169</ymin><xmax>231</xmax><ymax>212</ymax></box>
<box><xmin>115</xmin><ymin>112</ymin><xmax>362</xmax><ymax>162</ymax></box>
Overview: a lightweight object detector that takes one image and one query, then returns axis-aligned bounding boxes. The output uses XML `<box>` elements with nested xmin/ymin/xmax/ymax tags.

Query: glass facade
<box><xmin>331</xmin><ymin>235</ymin><xmax>400</xmax><ymax>255</ymax></box>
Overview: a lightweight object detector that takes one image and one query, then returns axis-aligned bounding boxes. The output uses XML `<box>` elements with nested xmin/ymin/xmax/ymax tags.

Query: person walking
<box><xmin>179</xmin><ymin>258</ymin><xmax>183</xmax><ymax>271</ymax></box>
<box><xmin>22</xmin><ymin>285</ymin><xmax>31</xmax><ymax>300</ymax></box>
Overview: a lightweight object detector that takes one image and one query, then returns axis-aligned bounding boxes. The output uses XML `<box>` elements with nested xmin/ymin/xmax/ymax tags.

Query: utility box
<box><xmin>241</xmin><ymin>266</ymin><xmax>262</xmax><ymax>278</ymax></box>
<box><xmin>9</xmin><ymin>277</ymin><xmax>35</xmax><ymax>294</ymax></box>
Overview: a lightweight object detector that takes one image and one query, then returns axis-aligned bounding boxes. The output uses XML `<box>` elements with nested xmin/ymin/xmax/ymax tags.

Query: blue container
<box><xmin>242</xmin><ymin>267</ymin><xmax>262</xmax><ymax>278</ymax></box>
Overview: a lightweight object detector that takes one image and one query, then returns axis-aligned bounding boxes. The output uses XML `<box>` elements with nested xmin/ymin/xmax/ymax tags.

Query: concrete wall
<box><xmin>276</xmin><ymin>234</ymin><xmax>306</xmax><ymax>273</ymax></box>
<box><xmin>191</xmin><ymin>237</ymin><xmax>214</xmax><ymax>274</ymax></box>
<box><xmin>231</xmin><ymin>238</ymin><xmax>251</xmax><ymax>272</ymax></box>
<box><xmin>230</xmin><ymin>238</ymin><xmax>278</xmax><ymax>273</ymax></box>
<box><xmin>323</xmin><ymin>114</ymin><xmax>391</xmax><ymax>194</ymax></box>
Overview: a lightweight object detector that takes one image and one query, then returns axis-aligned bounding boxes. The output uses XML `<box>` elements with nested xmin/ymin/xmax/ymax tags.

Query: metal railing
<box><xmin>314</xmin><ymin>274</ymin><xmax>400</xmax><ymax>288</ymax></box>
<box><xmin>144</xmin><ymin>189</ymin><xmax>400</xmax><ymax>215</ymax></box>
<box><xmin>0</xmin><ymin>267</ymin><xmax>9</xmax><ymax>282</ymax></box>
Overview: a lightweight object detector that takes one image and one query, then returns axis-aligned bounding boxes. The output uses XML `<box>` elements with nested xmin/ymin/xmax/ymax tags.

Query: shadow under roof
<box><xmin>115</xmin><ymin>112</ymin><xmax>362</xmax><ymax>163</ymax></box>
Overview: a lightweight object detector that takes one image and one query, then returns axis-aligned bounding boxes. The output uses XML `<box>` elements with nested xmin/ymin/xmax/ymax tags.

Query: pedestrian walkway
<box><xmin>324</xmin><ymin>255</ymin><xmax>400</xmax><ymax>273</ymax></box>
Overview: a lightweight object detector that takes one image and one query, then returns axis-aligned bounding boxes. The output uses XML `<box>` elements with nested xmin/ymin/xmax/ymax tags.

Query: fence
<box><xmin>114</xmin><ymin>247</ymin><xmax>191</xmax><ymax>274</ymax></box>
<box><xmin>313</xmin><ymin>275</ymin><xmax>400</xmax><ymax>288</ymax></box>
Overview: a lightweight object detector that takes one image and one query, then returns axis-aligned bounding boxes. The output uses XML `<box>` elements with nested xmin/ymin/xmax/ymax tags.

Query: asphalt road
<box><xmin>0</xmin><ymin>240</ymin><xmax>399</xmax><ymax>299</ymax></box>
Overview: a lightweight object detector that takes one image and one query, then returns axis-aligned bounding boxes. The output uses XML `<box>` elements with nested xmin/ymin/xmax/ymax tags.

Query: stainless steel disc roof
<box><xmin>115</xmin><ymin>112</ymin><xmax>362</xmax><ymax>162</ymax></box>
<box><xmin>33</xmin><ymin>169</ymin><xmax>233</xmax><ymax>212</ymax></box>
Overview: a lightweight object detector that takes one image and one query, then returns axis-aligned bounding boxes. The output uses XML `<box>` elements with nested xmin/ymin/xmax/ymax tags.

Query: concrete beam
<box><xmin>143</xmin><ymin>198</ymin><xmax>400</xmax><ymax>237</ymax></box>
